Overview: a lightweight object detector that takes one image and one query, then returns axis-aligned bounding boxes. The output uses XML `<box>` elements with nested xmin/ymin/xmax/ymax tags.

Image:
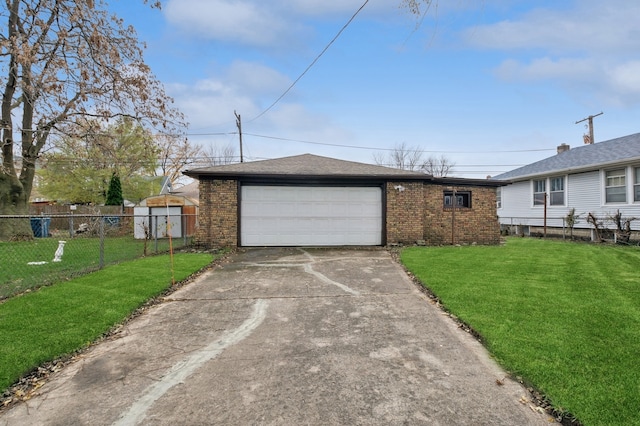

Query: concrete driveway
<box><xmin>1</xmin><ymin>248</ymin><xmax>554</xmax><ymax>425</ymax></box>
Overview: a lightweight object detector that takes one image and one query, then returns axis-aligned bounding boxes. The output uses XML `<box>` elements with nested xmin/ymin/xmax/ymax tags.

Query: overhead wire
<box><xmin>242</xmin><ymin>132</ymin><xmax>557</xmax><ymax>154</ymax></box>
<box><xmin>246</xmin><ymin>0</ymin><xmax>370</xmax><ymax>123</ymax></box>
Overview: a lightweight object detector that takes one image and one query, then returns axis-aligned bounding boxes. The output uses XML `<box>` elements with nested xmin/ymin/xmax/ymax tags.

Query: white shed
<box><xmin>134</xmin><ymin>194</ymin><xmax>198</xmax><ymax>239</ymax></box>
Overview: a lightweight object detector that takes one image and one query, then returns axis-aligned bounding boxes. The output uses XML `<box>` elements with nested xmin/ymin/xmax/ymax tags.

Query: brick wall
<box><xmin>386</xmin><ymin>182</ymin><xmax>425</xmax><ymax>244</ymax></box>
<box><xmin>194</xmin><ymin>178</ymin><xmax>500</xmax><ymax>248</ymax></box>
<box><xmin>196</xmin><ymin>178</ymin><xmax>238</xmax><ymax>248</ymax></box>
<box><xmin>423</xmin><ymin>184</ymin><xmax>500</xmax><ymax>245</ymax></box>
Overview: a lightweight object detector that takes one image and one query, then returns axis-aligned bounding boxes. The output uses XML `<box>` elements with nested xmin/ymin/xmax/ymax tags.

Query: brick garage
<box><xmin>184</xmin><ymin>154</ymin><xmax>503</xmax><ymax>248</ymax></box>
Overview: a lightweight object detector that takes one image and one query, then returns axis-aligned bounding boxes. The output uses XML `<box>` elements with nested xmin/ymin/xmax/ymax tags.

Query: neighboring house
<box><xmin>183</xmin><ymin>154</ymin><xmax>505</xmax><ymax>248</ymax></box>
<box><xmin>171</xmin><ymin>180</ymin><xmax>199</xmax><ymax>200</ymax></box>
<box><xmin>159</xmin><ymin>176</ymin><xmax>173</xmax><ymax>195</ymax></box>
<box><xmin>494</xmin><ymin>132</ymin><xmax>640</xmax><ymax>235</ymax></box>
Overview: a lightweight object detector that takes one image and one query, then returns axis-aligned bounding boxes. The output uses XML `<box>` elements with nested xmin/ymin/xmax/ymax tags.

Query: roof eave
<box><xmin>183</xmin><ymin>170</ymin><xmax>433</xmax><ymax>181</ymax></box>
<box><xmin>432</xmin><ymin>176</ymin><xmax>509</xmax><ymax>187</ymax></box>
<box><xmin>500</xmin><ymin>155</ymin><xmax>640</xmax><ymax>182</ymax></box>
<box><xmin>183</xmin><ymin>170</ymin><xmax>507</xmax><ymax>187</ymax></box>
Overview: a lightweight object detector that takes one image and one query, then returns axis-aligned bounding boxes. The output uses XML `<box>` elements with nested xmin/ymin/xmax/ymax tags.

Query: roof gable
<box><xmin>183</xmin><ymin>153</ymin><xmax>429</xmax><ymax>179</ymax></box>
<box><xmin>495</xmin><ymin>133</ymin><xmax>640</xmax><ymax>181</ymax></box>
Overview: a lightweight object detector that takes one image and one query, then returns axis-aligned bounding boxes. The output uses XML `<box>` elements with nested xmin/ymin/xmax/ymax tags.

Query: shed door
<box><xmin>150</xmin><ymin>206</ymin><xmax>182</xmax><ymax>238</ymax></box>
<box><xmin>241</xmin><ymin>186</ymin><xmax>382</xmax><ymax>246</ymax></box>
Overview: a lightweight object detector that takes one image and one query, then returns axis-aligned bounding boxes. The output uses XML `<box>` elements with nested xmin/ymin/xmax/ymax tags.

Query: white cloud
<box><xmin>465</xmin><ymin>1</ymin><xmax>640</xmax><ymax>53</ymax></box>
<box><xmin>167</xmin><ymin>61</ymin><xmax>291</xmax><ymax>129</ymax></box>
<box><xmin>224</xmin><ymin>61</ymin><xmax>292</xmax><ymax>97</ymax></box>
<box><xmin>280</xmin><ymin>0</ymin><xmax>376</xmax><ymax>16</ymax></box>
<box><xmin>163</xmin><ymin>0</ymin><xmax>299</xmax><ymax>46</ymax></box>
<box><xmin>608</xmin><ymin>61</ymin><xmax>640</xmax><ymax>95</ymax></box>
<box><xmin>464</xmin><ymin>1</ymin><xmax>640</xmax><ymax>107</ymax></box>
<box><xmin>494</xmin><ymin>57</ymin><xmax>597</xmax><ymax>82</ymax></box>
<box><xmin>163</xmin><ymin>0</ymin><xmax>404</xmax><ymax>46</ymax></box>
<box><xmin>166</xmin><ymin>60</ymin><xmax>351</xmax><ymax>154</ymax></box>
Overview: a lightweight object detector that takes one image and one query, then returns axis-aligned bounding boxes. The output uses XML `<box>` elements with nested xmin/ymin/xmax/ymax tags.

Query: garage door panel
<box><xmin>241</xmin><ymin>186</ymin><xmax>382</xmax><ymax>246</ymax></box>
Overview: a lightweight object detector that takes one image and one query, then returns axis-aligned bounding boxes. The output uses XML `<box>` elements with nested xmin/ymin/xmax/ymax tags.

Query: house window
<box><xmin>605</xmin><ymin>168</ymin><xmax>626</xmax><ymax>203</ymax></box>
<box><xmin>533</xmin><ymin>180</ymin><xmax>546</xmax><ymax>205</ymax></box>
<box><xmin>635</xmin><ymin>167</ymin><xmax>640</xmax><ymax>202</ymax></box>
<box><xmin>549</xmin><ymin>177</ymin><xmax>565</xmax><ymax>206</ymax></box>
<box><xmin>496</xmin><ymin>187</ymin><xmax>502</xmax><ymax>209</ymax></box>
<box><xmin>444</xmin><ymin>191</ymin><xmax>471</xmax><ymax>208</ymax></box>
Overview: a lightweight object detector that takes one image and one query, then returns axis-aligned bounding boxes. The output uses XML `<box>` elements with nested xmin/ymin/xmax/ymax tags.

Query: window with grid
<box><xmin>635</xmin><ymin>167</ymin><xmax>640</xmax><ymax>202</ymax></box>
<box><xmin>533</xmin><ymin>180</ymin><xmax>546</xmax><ymax>205</ymax></box>
<box><xmin>496</xmin><ymin>187</ymin><xmax>502</xmax><ymax>209</ymax></box>
<box><xmin>549</xmin><ymin>177</ymin><xmax>565</xmax><ymax>206</ymax></box>
<box><xmin>443</xmin><ymin>191</ymin><xmax>471</xmax><ymax>208</ymax></box>
<box><xmin>605</xmin><ymin>169</ymin><xmax>626</xmax><ymax>203</ymax></box>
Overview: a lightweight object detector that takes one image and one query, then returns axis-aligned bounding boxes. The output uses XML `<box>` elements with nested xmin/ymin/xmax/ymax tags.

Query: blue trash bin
<box><xmin>30</xmin><ymin>217</ymin><xmax>51</xmax><ymax>238</ymax></box>
<box><xmin>103</xmin><ymin>216</ymin><xmax>120</xmax><ymax>227</ymax></box>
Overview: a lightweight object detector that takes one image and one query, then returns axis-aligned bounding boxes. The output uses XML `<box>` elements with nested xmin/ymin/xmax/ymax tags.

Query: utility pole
<box><xmin>575</xmin><ymin>112</ymin><xmax>603</xmax><ymax>144</ymax></box>
<box><xmin>234</xmin><ymin>110</ymin><xmax>244</xmax><ymax>162</ymax></box>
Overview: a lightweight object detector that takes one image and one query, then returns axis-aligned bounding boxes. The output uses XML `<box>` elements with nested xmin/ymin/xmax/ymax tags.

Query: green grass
<box><xmin>400</xmin><ymin>238</ymin><xmax>640</xmax><ymax>426</ymax></box>
<box><xmin>0</xmin><ymin>252</ymin><xmax>214</xmax><ymax>393</ymax></box>
<box><xmin>1</xmin><ymin>236</ymin><xmax>189</xmax><ymax>299</ymax></box>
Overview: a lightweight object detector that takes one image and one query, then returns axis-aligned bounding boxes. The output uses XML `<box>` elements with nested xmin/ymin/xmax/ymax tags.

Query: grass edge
<box><xmin>0</xmin><ymin>249</ymin><xmax>233</xmax><ymax>411</ymax></box>
<box><xmin>390</xmin><ymin>246</ymin><xmax>583</xmax><ymax>426</ymax></box>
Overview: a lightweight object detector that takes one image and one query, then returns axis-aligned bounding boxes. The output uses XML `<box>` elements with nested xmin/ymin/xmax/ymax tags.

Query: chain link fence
<box><xmin>1</xmin><ymin>212</ymin><xmax>198</xmax><ymax>300</ymax></box>
<box><xmin>499</xmin><ymin>215</ymin><xmax>640</xmax><ymax>243</ymax></box>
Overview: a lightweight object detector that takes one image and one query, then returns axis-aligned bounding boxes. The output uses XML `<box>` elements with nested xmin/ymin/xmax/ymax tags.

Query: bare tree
<box><xmin>201</xmin><ymin>143</ymin><xmax>239</xmax><ymax>167</ymax></box>
<box><xmin>373</xmin><ymin>143</ymin><xmax>455</xmax><ymax>176</ymax></box>
<box><xmin>422</xmin><ymin>154</ymin><xmax>455</xmax><ymax>177</ymax></box>
<box><xmin>0</xmin><ymin>0</ymin><xmax>183</xmax><ymax>239</ymax></box>
<box><xmin>156</xmin><ymin>135</ymin><xmax>205</xmax><ymax>185</ymax></box>
<box><xmin>373</xmin><ymin>142</ymin><xmax>424</xmax><ymax>171</ymax></box>
<box><xmin>400</xmin><ymin>0</ymin><xmax>435</xmax><ymax>16</ymax></box>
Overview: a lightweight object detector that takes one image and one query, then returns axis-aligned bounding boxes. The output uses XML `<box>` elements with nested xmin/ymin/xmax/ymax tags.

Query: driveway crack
<box><xmin>243</xmin><ymin>249</ymin><xmax>360</xmax><ymax>296</ymax></box>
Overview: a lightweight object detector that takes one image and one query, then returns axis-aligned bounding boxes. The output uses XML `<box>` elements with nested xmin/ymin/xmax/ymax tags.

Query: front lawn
<box><xmin>0</xmin><ymin>252</ymin><xmax>214</xmax><ymax>394</ymax></box>
<box><xmin>401</xmin><ymin>238</ymin><xmax>640</xmax><ymax>426</ymax></box>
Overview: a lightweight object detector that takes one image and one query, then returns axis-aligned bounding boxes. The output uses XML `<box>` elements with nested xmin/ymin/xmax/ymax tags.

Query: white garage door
<box><xmin>241</xmin><ymin>185</ymin><xmax>382</xmax><ymax>246</ymax></box>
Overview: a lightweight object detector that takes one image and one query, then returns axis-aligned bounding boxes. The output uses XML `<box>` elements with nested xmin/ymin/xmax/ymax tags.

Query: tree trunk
<box><xmin>0</xmin><ymin>173</ymin><xmax>32</xmax><ymax>240</ymax></box>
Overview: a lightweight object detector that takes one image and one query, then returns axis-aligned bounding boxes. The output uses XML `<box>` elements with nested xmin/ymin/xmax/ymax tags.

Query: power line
<box><xmin>184</xmin><ymin>132</ymin><xmax>235</xmax><ymax>136</ymax></box>
<box><xmin>243</xmin><ymin>132</ymin><xmax>557</xmax><ymax>154</ymax></box>
<box><xmin>247</xmin><ymin>0</ymin><xmax>370</xmax><ymax>123</ymax></box>
<box><xmin>29</xmin><ymin>126</ymin><xmax>555</xmax><ymax>158</ymax></box>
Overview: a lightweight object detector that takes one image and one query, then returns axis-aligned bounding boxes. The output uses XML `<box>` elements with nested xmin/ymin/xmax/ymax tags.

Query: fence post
<box><xmin>543</xmin><ymin>194</ymin><xmax>548</xmax><ymax>238</ymax></box>
<box><xmin>183</xmin><ymin>213</ymin><xmax>187</xmax><ymax>246</ymax></box>
<box><xmin>99</xmin><ymin>216</ymin><xmax>105</xmax><ymax>269</ymax></box>
<box><xmin>154</xmin><ymin>215</ymin><xmax>159</xmax><ymax>253</ymax></box>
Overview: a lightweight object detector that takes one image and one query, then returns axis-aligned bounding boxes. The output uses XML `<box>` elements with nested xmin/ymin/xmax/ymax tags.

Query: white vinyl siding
<box><xmin>567</xmin><ymin>171</ymin><xmax>600</xmax><ymax>207</ymax></box>
<box><xmin>498</xmin><ymin>181</ymin><xmax>538</xmax><ymax>220</ymax></box>
<box><xmin>498</xmin><ymin>169</ymin><xmax>640</xmax><ymax>231</ymax></box>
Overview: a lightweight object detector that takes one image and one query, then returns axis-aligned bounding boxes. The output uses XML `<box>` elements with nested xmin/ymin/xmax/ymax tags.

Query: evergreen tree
<box><xmin>105</xmin><ymin>174</ymin><xmax>124</xmax><ymax>206</ymax></box>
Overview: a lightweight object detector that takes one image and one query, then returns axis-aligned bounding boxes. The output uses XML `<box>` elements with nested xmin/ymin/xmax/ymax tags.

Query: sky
<box><xmin>110</xmin><ymin>0</ymin><xmax>640</xmax><ymax>179</ymax></box>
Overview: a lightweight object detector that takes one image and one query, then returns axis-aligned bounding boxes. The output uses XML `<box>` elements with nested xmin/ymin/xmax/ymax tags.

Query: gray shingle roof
<box><xmin>494</xmin><ymin>133</ymin><xmax>640</xmax><ymax>181</ymax></box>
<box><xmin>183</xmin><ymin>153</ymin><xmax>430</xmax><ymax>179</ymax></box>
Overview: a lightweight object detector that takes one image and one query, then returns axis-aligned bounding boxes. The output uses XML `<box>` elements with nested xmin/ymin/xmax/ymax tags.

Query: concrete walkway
<box><xmin>1</xmin><ymin>248</ymin><xmax>554</xmax><ymax>425</ymax></box>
